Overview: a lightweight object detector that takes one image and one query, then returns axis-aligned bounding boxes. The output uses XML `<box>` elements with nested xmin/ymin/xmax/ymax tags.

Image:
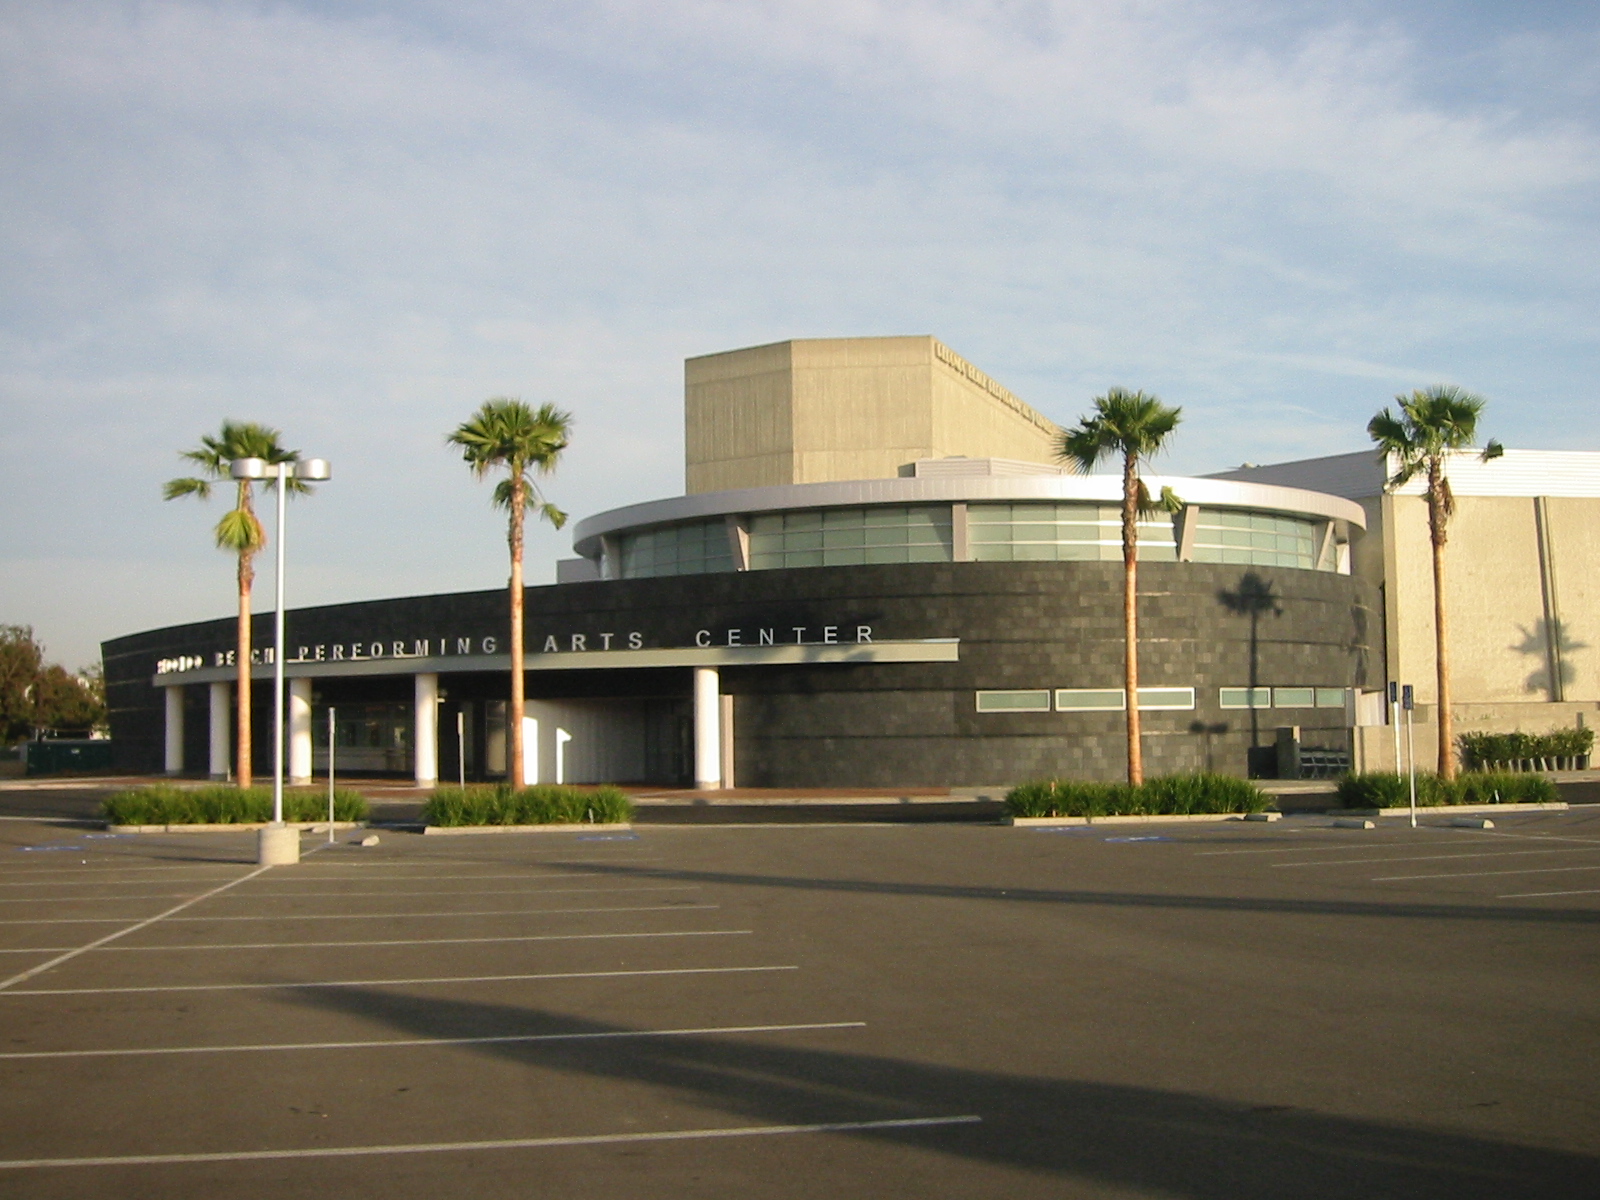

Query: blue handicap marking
<box><xmin>19</xmin><ymin>844</ymin><xmax>86</xmax><ymax>852</ymax></box>
<box><xmin>1103</xmin><ymin>835</ymin><xmax>1175</xmax><ymax>843</ymax></box>
<box><xmin>577</xmin><ymin>833</ymin><xmax>641</xmax><ymax>842</ymax></box>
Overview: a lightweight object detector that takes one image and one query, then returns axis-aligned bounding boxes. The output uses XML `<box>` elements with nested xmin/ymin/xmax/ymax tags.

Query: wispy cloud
<box><xmin>1</xmin><ymin>0</ymin><xmax>1595</xmax><ymax>664</ymax></box>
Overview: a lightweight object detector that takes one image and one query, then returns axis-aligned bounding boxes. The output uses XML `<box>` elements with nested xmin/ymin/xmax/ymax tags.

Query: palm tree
<box><xmin>1368</xmin><ymin>386</ymin><xmax>1502</xmax><ymax>780</ymax></box>
<box><xmin>449</xmin><ymin>399</ymin><xmax>571</xmax><ymax>787</ymax></box>
<box><xmin>165</xmin><ymin>421</ymin><xmax>306</xmax><ymax>787</ymax></box>
<box><xmin>1058</xmin><ymin>388</ymin><xmax>1182</xmax><ymax>786</ymax></box>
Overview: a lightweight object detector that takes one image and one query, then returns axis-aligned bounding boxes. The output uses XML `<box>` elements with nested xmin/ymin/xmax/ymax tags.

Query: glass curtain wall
<box><xmin>967</xmin><ymin>503</ymin><xmax>1177</xmax><ymax>562</ymax></box>
<box><xmin>748</xmin><ymin>506</ymin><xmax>953</xmax><ymax>569</ymax></box>
<box><xmin>618</xmin><ymin>520</ymin><xmax>736</xmax><ymax>579</ymax></box>
<box><xmin>1189</xmin><ymin>510</ymin><xmax>1320</xmax><ymax>570</ymax></box>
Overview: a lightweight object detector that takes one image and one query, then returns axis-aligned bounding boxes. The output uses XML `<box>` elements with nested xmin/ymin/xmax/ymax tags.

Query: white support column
<box><xmin>693</xmin><ymin>666</ymin><xmax>721</xmax><ymax>789</ymax></box>
<box><xmin>414</xmin><ymin>672</ymin><xmax>439</xmax><ymax>787</ymax></box>
<box><xmin>522</xmin><ymin>717</ymin><xmax>539</xmax><ymax>785</ymax></box>
<box><xmin>288</xmin><ymin>677</ymin><xmax>313</xmax><ymax>785</ymax></box>
<box><xmin>163</xmin><ymin>686</ymin><xmax>184</xmax><ymax>775</ymax></box>
<box><xmin>208</xmin><ymin>682</ymin><xmax>231</xmax><ymax>780</ymax></box>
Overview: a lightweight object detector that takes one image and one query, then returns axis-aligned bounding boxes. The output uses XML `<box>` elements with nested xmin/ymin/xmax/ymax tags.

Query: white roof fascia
<box><xmin>571</xmin><ymin>475</ymin><xmax>1367</xmax><ymax>557</ymax></box>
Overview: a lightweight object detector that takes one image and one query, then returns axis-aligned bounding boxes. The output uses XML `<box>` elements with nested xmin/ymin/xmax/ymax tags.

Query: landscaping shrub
<box><xmin>1458</xmin><ymin>727</ymin><xmax>1593</xmax><ymax>771</ymax></box>
<box><xmin>421</xmin><ymin>784</ymin><xmax>634</xmax><ymax>826</ymax></box>
<box><xmin>103</xmin><ymin>784</ymin><xmax>368</xmax><ymax>825</ymax></box>
<box><xmin>1337</xmin><ymin>771</ymin><xmax>1558</xmax><ymax>809</ymax></box>
<box><xmin>1005</xmin><ymin>773</ymin><xmax>1267</xmax><ymax>818</ymax></box>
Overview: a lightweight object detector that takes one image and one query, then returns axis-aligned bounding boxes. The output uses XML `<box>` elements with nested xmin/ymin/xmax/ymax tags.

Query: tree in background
<box><xmin>0</xmin><ymin>625</ymin><xmax>44</xmax><ymax>743</ymax></box>
<box><xmin>1368</xmin><ymin>386</ymin><xmax>1502</xmax><ymax>779</ymax></box>
<box><xmin>164</xmin><ymin>422</ymin><xmax>307</xmax><ymax>787</ymax></box>
<box><xmin>0</xmin><ymin>626</ymin><xmax>106</xmax><ymax>741</ymax></box>
<box><xmin>1058</xmin><ymin>388</ymin><xmax>1183</xmax><ymax>786</ymax></box>
<box><xmin>449</xmin><ymin>399</ymin><xmax>571</xmax><ymax>788</ymax></box>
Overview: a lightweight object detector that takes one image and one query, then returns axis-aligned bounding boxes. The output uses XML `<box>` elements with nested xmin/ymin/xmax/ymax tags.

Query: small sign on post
<box><xmin>1401</xmin><ymin>685</ymin><xmax>1417</xmax><ymax>828</ymax></box>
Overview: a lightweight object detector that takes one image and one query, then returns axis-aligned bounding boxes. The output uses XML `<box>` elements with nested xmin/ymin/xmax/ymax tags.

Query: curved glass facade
<box><xmin>618</xmin><ymin>520</ymin><xmax>735</xmax><ymax>578</ymax></box>
<box><xmin>749</xmin><ymin>505</ymin><xmax>953</xmax><ymax>569</ymax></box>
<box><xmin>967</xmin><ymin>502</ymin><xmax>1176</xmax><ymax>562</ymax></box>
<box><xmin>610</xmin><ymin>502</ymin><xmax>1331</xmax><ymax>578</ymax></box>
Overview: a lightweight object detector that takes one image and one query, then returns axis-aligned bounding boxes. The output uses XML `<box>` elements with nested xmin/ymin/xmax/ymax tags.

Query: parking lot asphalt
<box><xmin>0</xmin><ymin>806</ymin><xmax>1597</xmax><ymax>1198</ymax></box>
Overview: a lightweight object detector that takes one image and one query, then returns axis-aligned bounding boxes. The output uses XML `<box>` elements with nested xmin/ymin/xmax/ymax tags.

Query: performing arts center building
<box><xmin>105</xmin><ymin>337</ymin><xmax>1600</xmax><ymax>788</ymax></box>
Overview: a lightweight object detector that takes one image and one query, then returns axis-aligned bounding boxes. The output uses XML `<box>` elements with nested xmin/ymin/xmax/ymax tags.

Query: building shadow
<box><xmin>546</xmin><ymin>860</ymin><xmax>1600</xmax><ymax>928</ymax></box>
<box><xmin>280</xmin><ymin>987</ymin><xmax>1600</xmax><ymax>1199</ymax></box>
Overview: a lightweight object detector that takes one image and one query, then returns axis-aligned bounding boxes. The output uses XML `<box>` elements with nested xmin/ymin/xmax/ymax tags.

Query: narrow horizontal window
<box><xmin>1220</xmin><ymin>687</ymin><xmax>1272</xmax><ymax>709</ymax></box>
<box><xmin>1274</xmin><ymin>687</ymin><xmax>1316</xmax><ymax>708</ymax></box>
<box><xmin>975</xmin><ymin>690</ymin><xmax>1052</xmax><ymax>713</ymax></box>
<box><xmin>1136</xmin><ymin>687</ymin><xmax>1195</xmax><ymax>710</ymax></box>
<box><xmin>1315</xmin><ymin>688</ymin><xmax>1348</xmax><ymax>708</ymax></box>
<box><xmin>1055</xmin><ymin>688</ymin><xmax>1126</xmax><ymax>712</ymax></box>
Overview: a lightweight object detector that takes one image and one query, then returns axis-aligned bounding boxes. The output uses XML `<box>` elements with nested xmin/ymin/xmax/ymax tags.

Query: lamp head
<box><xmin>229</xmin><ymin>457</ymin><xmax>268</xmax><ymax>480</ymax></box>
<box><xmin>297</xmin><ymin>458</ymin><xmax>332</xmax><ymax>481</ymax></box>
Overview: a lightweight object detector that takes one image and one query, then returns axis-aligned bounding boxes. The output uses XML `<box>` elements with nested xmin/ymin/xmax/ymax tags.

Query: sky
<box><xmin>2</xmin><ymin>0</ymin><xmax>1596</xmax><ymax>670</ymax></box>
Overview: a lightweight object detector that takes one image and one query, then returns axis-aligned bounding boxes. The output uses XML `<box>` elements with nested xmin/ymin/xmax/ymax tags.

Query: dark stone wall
<box><xmin>105</xmin><ymin>561</ymin><xmax>1376</xmax><ymax>784</ymax></box>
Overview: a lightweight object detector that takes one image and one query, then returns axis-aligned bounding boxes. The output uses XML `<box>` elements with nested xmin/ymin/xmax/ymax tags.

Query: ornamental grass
<box><xmin>1336</xmin><ymin>771</ymin><xmax>1557</xmax><ymax>810</ymax></box>
<box><xmin>103</xmin><ymin>784</ymin><xmax>369</xmax><ymax>825</ymax></box>
<box><xmin>421</xmin><ymin>784</ymin><xmax>634</xmax><ymax>826</ymax></box>
<box><xmin>1005</xmin><ymin>772</ymin><xmax>1268</xmax><ymax>819</ymax></box>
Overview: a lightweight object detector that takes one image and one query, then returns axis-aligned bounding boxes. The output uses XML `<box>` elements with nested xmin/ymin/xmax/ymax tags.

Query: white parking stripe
<box><xmin>0</xmin><ymin>903</ymin><xmax>716</xmax><ymax>926</ymax></box>
<box><xmin>1273</xmin><ymin>847</ymin><xmax>1600</xmax><ymax>868</ymax></box>
<box><xmin>1196</xmin><ymin>840</ymin><xmax>1451</xmax><ymax>857</ymax></box>
<box><xmin>0</xmin><ymin>1114</ymin><xmax>982</xmax><ymax>1170</ymax></box>
<box><xmin>1</xmin><ymin>964</ymin><xmax>798</xmax><ymax>997</ymax></box>
<box><xmin>0</xmin><ymin>885</ymin><xmax>699</xmax><ymax>905</ymax></box>
<box><xmin>1498</xmin><ymin>888</ymin><xmax>1600</xmax><ymax>898</ymax></box>
<box><xmin>0</xmin><ymin>1020</ymin><xmax>865</xmax><ymax>1060</ymax></box>
<box><xmin>0</xmin><ymin>866</ymin><xmax>269</xmax><ymax>993</ymax></box>
<box><xmin>97</xmin><ymin>930</ymin><xmax>752</xmax><ymax>951</ymax></box>
<box><xmin>1373</xmin><ymin>864</ymin><xmax>1600</xmax><ymax>882</ymax></box>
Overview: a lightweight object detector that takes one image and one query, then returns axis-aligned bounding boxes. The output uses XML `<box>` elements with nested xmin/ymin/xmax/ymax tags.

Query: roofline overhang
<box><xmin>571</xmin><ymin>475</ymin><xmax>1367</xmax><ymax>557</ymax></box>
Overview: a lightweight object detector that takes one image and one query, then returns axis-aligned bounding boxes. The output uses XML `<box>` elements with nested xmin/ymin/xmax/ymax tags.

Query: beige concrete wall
<box><xmin>684</xmin><ymin>336</ymin><xmax>1060</xmax><ymax>494</ymax></box>
<box><xmin>789</xmin><ymin>337</ymin><xmax>938</xmax><ymax>485</ymax></box>
<box><xmin>1384</xmin><ymin>494</ymin><xmax>1542</xmax><ymax>705</ymax></box>
<box><xmin>684</xmin><ymin>341</ymin><xmax>795</xmax><ymax>493</ymax></box>
<box><xmin>1545</xmin><ymin>497</ymin><xmax>1600</xmax><ymax>702</ymax></box>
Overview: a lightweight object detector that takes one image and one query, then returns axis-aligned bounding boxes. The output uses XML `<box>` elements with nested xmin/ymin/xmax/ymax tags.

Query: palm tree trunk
<box><xmin>1122</xmin><ymin>453</ymin><xmax>1143</xmax><ymax>786</ymax></box>
<box><xmin>508</xmin><ymin>474</ymin><xmax>526</xmax><ymax>788</ymax></box>
<box><xmin>235</xmin><ymin>549</ymin><xmax>253</xmax><ymax>788</ymax></box>
<box><xmin>1429</xmin><ymin>470</ymin><xmax>1455</xmax><ymax>780</ymax></box>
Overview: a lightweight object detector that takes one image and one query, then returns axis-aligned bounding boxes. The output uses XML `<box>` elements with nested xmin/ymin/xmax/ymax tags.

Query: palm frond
<box><xmin>163</xmin><ymin>477</ymin><xmax>211</xmax><ymax>501</ymax></box>
<box><xmin>1481</xmin><ymin>439</ymin><xmax>1504</xmax><ymax>462</ymax></box>
<box><xmin>1057</xmin><ymin>387</ymin><xmax>1182</xmax><ymax>475</ymax></box>
<box><xmin>213</xmin><ymin>507</ymin><xmax>265</xmax><ymax>554</ymax></box>
<box><xmin>1156</xmin><ymin>485</ymin><xmax>1184</xmax><ymax>514</ymax></box>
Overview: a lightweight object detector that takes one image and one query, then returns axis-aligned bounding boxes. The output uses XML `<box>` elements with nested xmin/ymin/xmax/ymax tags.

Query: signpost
<box><xmin>327</xmin><ymin>706</ymin><xmax>336</xmax><ymax>844</ymax></box>
<box><xmin>1402</xmin><ymin>684</ymin><xmax>1417</xmax><ymax>828</ymax></box>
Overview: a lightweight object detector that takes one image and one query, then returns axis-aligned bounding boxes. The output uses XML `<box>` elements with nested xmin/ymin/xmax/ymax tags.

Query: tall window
<box><xmin>1189</xmin><ymin>510</ymin><xmax>1318</xmax><ymax>570</ymax></box>
<box><xmin>618</xmin><ymin>521</ymin><xmax>735</xmax><ymax>579</ymax></box>
<box><xmin>967</xmin><ymin>503</ymin><xmax>1177</xmax><ymax>562</ymax></box>
<box><xmin>748</xmin><ymin>506</ymin><xmax>953</xmax><ymax>569</ymax></box>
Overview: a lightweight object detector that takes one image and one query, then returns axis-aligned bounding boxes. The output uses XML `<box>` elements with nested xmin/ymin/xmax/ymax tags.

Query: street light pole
<box><xmin>231</xmin><ymin>454</ymin><xmax>331</xmax><ymax>866</ymax></box>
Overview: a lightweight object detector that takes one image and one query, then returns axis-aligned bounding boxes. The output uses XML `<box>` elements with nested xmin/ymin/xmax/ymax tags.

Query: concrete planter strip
<box><xmin>1004</xmin><ymin>812</ymin><xmax>1260</xmax><ymax>827</ymax></box>
<box><xmin>1331</xmin><ymin>802</ymin><xmax>1568</xmax><ymax>817</ymax></box>
<box><xmin>422</xmin><ymin>823</ymin><xmax>634</xmax><ymax>836</ymax></box>
<box><xmin>107</xmin><ymin>822</ymin><xmax>367</xmax><ymax>834</ymax></box>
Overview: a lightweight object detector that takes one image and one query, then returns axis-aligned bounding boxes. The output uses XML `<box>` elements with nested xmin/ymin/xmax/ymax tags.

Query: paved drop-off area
<box><xmin>0</xmin><ymin>812</ymin><xmax>1597</xmax><ymax>1199</ymax></box>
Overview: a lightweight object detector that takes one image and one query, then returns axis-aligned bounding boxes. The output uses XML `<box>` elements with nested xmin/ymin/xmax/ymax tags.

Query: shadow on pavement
<box><xmin>286</xmin><ymin>987</ymin><xmax>1600</xmax><ymax>1199</ymax></box>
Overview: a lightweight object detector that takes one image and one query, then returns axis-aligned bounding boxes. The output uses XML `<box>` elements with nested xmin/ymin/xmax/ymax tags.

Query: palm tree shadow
<box><xmin>282</xmin><ymin>986</ymin><xmax>1600</xmax><ymax>1199</ymax></box>
<box><xmin>1512</xmin><ymin>619</ymin><xmax>1589</xmax><ymax>698</ymax></box>
<box><xmin>1218</xmin><ymin>573</ymin><xmax>1282</xmax><ymax>760</ymax></box>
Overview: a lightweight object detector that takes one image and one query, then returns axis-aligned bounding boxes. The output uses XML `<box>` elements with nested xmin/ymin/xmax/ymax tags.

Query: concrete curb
<box><xmin>1330</xmin><ymin>802</ymin><xmax>1568</xmax><ymax>817</ymax></box>
<box><xmin>421</xmin><ymin>822</ymin><xmax>634</xmax><ymax>836</ymax></box>
<box><xmin>106</xmin><ymin>821</ymin><xmax>368</xmax><ymax>834</ymax></box>
<box><xmin>1003</xmin><ymin>812</ymin><xmax>1261</xmax><ymax>827</ymax></box>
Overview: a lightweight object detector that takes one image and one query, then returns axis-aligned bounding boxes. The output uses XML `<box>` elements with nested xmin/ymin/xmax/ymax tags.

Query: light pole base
<box><xmin>258</xmin><ymin>823</ymin><xmax>300</xmax><ymax>865</ymax></box>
